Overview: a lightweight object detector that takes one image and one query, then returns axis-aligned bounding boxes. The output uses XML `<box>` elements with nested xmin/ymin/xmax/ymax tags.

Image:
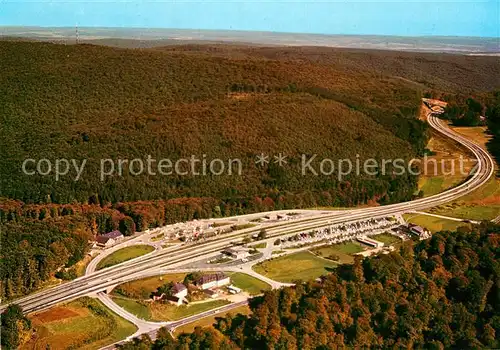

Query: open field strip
<box><xmin>309</xmin><ymin>241</ymin><xmax>364</xmax><ymax>264</ymax></box>
<box><xmin>96</xmin><ymin>245</ymin><xmax>156</xmax><ymax>270</ymax></box>
<box><xmin>225</xmin><ymin>272</ymin><xmax>272</xmax><ymax>295</ymax></box>
<box><xmin>427</xmin><ymin>126</ymin><xmax>499</xmax><ymax>221</ymax></box>
<box><xmin>253</xmin><ymin>251</ymin><xmax>337</xmax><ymax>283</ymax></box>
<box><xmin>403</xmin><ymin>213</ymin><xmax>472</xmax><ymax>233</ymax></box>
<box><xmin>418</xmin><ymin>127</ymin><xmax>475</xmax><ymax>197</ymax></box>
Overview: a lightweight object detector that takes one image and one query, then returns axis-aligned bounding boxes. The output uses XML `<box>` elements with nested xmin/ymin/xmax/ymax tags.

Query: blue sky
<box><xmin>1</xmin><ymin>0</ymin><xmax>499</xmax><ymax>37</ymax></box>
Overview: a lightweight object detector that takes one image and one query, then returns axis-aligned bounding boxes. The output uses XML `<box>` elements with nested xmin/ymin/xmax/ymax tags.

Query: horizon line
<box><xmin>1</xmin><ymin>25</ymin><xmax>499</xmax><ymax>41</ymax></box>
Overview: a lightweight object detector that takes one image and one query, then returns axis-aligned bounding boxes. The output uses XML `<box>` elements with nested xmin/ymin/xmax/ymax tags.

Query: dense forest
<box><xmin>3</xmin><ymin>41</ymin><xmax>499</xmax><ymax>208</ymax></box>
<box><xmin>0</xmin><ymin>219</ymin><xmax>89</xmax><ymax>299</ymax></box>
<box><xmin>441</xmin><ymin>97</ymin><xmax>485</xmax><ymax>127</ymax></box>
<box><xmin>112</xmin><ymin>223</ymin><xmax>500</xmax><ymax>349</ymax></box>
<box><xmin>485</xmin><ymin>92</ymin><xmax>500</xmax><ymax>171</ymax></box>
<box><xmin>156</xmin><ymin>44</ymin><xmax>500</xmax><ymax>93</ymax></box>
<box><xmin>1</xmin><ymin>40</ymin><xmax>470</xmax><ymax>207</ymax></box>
<box><xmin>1</xmin><ymin>304</ymin><xmax>32</xmax><ymax>349</ymax></box>
<box><xmin>2</xmin><ymin>42</ymin><xmax>498</xmax><ymax>208</ymax></box>
<box><xmin>437</xmin><ymin>90</ymin><xmax>500</xmax><ymax>168</ymax></box>
<box><xmin>0</xmin><ymin>198</ymin><xmax>142</xmax><ymax>299</ymax></box>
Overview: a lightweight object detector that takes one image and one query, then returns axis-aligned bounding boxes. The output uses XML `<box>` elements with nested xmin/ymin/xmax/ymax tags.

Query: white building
<box><xmin>196</xmin><ymin>272</ymin><xmax>230</xmax><ymax>290</ymax></box>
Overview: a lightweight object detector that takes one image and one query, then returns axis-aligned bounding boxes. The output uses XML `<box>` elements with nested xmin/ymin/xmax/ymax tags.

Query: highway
<box><xmin>0</xmin><ymin>112</ymin><xmax>495</xmax><ymax>318</ymax></box>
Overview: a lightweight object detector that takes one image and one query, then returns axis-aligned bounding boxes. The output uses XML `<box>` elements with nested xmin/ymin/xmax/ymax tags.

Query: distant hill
<box><xmin>154</xmin><ymin>44</ymin><xmax>500</xmax><ymax>93</ymax></box>
<box><xmin>1</xmin><ymin>27</ymin><xmax>499</xmax><ymax>54</ymax></box>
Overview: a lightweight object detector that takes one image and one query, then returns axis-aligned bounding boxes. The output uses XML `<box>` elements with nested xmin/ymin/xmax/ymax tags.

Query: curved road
<box><xmin>0</xmin><ymin>112</ymin><xmax>495</xmax><ymax>319</ymax></box>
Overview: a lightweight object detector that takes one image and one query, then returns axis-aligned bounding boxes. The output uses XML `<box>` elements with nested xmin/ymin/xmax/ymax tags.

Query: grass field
<box><xmin>226</xmin><ymin>272</ymin><xmax>271</xmax><ymax>295</ymax></box>
<box><xmin>272</xmin><ymin>250</ymin><xmax>286</xmax><ymax>255</ymax></box>
<box><xmin>172</xmin><ymin>305</ymin><xmax>251</xmax><ymax>336</ymax></box>
<box><xmin>152</xmin><ymin>300</ymin><xmax>231</xmax><ymax>321</ymax></box>
<box><xmin>250</xmin><ymin>242</ymin><xmax>267</xmax><ymax>249</ymax></box>
<box><xmin>428</xmin><ymin>126</ymin><xmax>499</xmax><ymax>220</ymax></box>
<box><xmin>311</xmin><ymin>242</ymin><xmax>364</xmax><ymax>264</ymax></box>
<box><xmin>113</xmin><ymin>273</ymin><xmax>187</xmax><ymax>299</ymax></box>
<box><xmin>452</xmin><ymin>126</ymin><xmax>490</xmax><ymax>150</ymax></box>
<box><xmin>403</xmin><ymin>213</ymin><xmax>472</xmax><ymax>233</ymax></box>
<box><xmin>418</xmin><ymin>130</ymin><xmax>475</xmax><ymax>197</ymax></box>
<box><xmin>23</xmin><ymin>297</ymin><xmax>136</xmax><ymax>350</ymax></box>
<box><xmin>113</xmin><ymin>297</ymin><xmax>152</xmax><ymax>320</ymax></box>
<box><xmin>113</xmin><ymin>297</ymin><xmax>230</xmax><ymax>322</ymax></box>
<box><xmin>371</xmin><ymin>233</ymin><xmax>402</xmax><ymax>245</ymax></box>
<box><xmin>253</xmin><ymin>251</ymin><xmax>337</xmax><ymax>283</ymax></box>
<box><xmin>151</xmin><ymin>233</ymin><xmax>165</xmax><ymax>242</ymax></box>
<box><xmin>429</xmin><ymin>176</ymin><xmax>500</xmax><ymax>221</ymax></box>
<box><xmin>419</xmin><ymin>177</ymin><xmax>446</xmax><ymax>197</ymax></box>
<box><xmin>96</xmin><ymin>245</ymin><xmax>155</xmax><ymax>270</ymax></box>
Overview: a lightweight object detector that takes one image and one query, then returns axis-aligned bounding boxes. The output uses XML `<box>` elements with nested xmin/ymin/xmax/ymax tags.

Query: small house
<box><xmin>171</xmin><ymin>283</ymin><xmax>188</xmax><ymax>300</ymax></box>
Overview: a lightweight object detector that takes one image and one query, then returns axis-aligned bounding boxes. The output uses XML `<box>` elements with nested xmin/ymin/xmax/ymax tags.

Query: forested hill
<box><xmin>2</xmin><ymin>42</ymin><xmax>498</xmax><ymax>209</ymax></box>
<box><xmin>117</xmin><ymin>223</ymin><xmax>500</xmax><ymax>349</ymax></box>
<box><xmin>0</xmin><ymin>40</ymin><xmax>475</xmax><ymax>207</ymax></box>
<box><xmin>156</xmin><ymin>44</ymin><xmax>500</xmax><ymax>93</ymax></box>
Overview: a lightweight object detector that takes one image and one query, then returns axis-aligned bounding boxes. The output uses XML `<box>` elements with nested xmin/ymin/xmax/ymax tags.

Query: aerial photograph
<box><xmin>0</xmin><ymin>0</ymin><xmax>499</xmax><ymax>349</ymax></box>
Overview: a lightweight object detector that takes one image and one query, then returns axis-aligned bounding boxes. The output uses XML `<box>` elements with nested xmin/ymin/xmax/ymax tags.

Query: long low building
<box><xmin>228</xmin><ymin>285</ymin><xmax>242</xmax><ymax>294</ymax></box>
<box><xmin>357</xmin><ymin>236</ymin><xmax>384</xmax><ymax>248</ymax></box>
<box><xmin>408</xmin><ymin>224</ymin><xmax>431</xmax><ymax>240</ymax></box>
